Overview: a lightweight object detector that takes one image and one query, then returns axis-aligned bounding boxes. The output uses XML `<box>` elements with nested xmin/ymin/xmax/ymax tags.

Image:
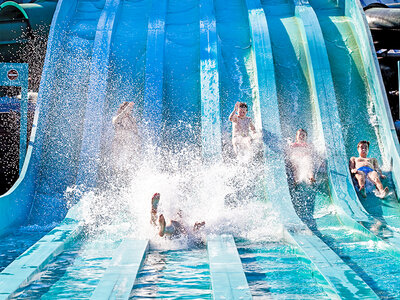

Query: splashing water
<box><xmin>73</xmin><ymin>144</ymin><xmax>284</xmax><ymax>249</ymax></box>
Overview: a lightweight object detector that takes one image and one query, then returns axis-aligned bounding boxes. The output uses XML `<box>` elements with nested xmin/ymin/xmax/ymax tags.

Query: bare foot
<box><xmin>159</xmin><ymin>214</ymin><xmax>166</xmax><ymax>237</ymax></box>
<box><xmin>379</xmin><ymin>187</ymin><xmax>389</xmax><ymax>198</ymax></box>
<box><xmin>151</xmin><ymin>193</ymin><xmax>160</xmax><ymax>226</ymax></box>
<box><xmin>359</xmin><ymin>186</ymin><xmax>367</xmax><ymax>198</ymax></box>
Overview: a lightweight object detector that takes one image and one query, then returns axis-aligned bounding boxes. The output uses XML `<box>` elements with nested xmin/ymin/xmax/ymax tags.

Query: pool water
<box><xmin>318</xmin><ymin>224</ymin><xmax>400</xmax><ymax>299</ymax></box>
<box><xmin>11</xmin><ymin>233</ymin><xmax>120</xmax><ymax>299</ymax></box>
<box><xmin>0</xmin><ymin>227</ymin><xmax>51</xmax><ymax>272</ymax></box>
<box><xmin>238</xmin><ymin>241</ymin><xmax>329</xmax><ymax>299</ymax></box>
<box><xmin>131</xmin><ymin>248</ymin><xmax>211</xmax><ymax>299</ymax></box>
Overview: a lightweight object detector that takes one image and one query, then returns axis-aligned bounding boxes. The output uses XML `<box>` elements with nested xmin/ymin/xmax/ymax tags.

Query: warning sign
<box><xmin>7</xmin><ymin>69</ymin><xmax>19</xmax><ymax>81</ymax></box>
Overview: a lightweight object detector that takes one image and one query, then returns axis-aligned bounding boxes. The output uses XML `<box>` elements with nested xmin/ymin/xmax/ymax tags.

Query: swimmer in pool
<box><xmin>349</xmin><ymin>140</ymin><xmax>388</xmax><ymax>198</ymax></box>
<box><xmin>150</xmin><ymin>193</ymin><xmax>205</xmax><ymax>238</ymax></box>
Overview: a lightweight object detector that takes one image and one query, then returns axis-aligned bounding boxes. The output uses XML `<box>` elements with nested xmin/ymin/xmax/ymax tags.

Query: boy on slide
<box><xmin>288</xmin><ymin>129</ymin><xmax>316</xmax><ymax>185</ymax></box>
<box><xmin>349</xmin><ymin>140</ymin><xmax>388</xmax><ymax>198</ymax></box>
<box><xmin>229</xmin><ymin>102</ymin><xmax>256</xmax><ymax>157</ymax></box>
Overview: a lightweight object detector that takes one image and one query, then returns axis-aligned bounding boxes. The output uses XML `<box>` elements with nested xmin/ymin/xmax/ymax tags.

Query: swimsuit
<box><xmin>357</xmin><ymin>166</ymin><xmax>374</xmax><ymax>175</ymax></box>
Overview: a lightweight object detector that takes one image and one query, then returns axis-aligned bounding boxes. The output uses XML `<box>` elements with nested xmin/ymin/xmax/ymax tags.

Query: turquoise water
<box><xmin>11</xmin><ymin>233</ymin><xmax>119</xmax><ymax>299</ymax></box>
<box><xmin>238</xmin><ymin>242</ymin><xmax>329</xmax><ymax>299</ymax></box>
<box><xmin>0</xmin><ymin>227</ymin><xmax>50</xmax><ymax>272</ymax></box>
<box><xmin>317</xmin><ymin>223</ymin><xmax>400</xmax><ymax>299</ymax></box>
<box><xmin>11</xmin><ymin>242</ymin><xmax>82</xmax><ymax>299</ymax></box>
<box><xmin>131</xmin><ymin>249</ymin><xmax>211</xmax><ymax>299</ymax></box>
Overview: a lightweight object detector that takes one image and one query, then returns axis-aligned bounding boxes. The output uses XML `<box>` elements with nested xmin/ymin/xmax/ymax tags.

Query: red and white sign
<box><xmin>7</xmin><ymin>69</ymin><xmax>19</xmax><ymax>81</ymax></box>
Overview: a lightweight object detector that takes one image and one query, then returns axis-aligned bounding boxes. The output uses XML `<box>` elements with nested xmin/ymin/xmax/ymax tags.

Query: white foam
<box><xmin>74</xmin><ymin>149</ymin><xmax>284</xmax><ymax>247</ymax></box>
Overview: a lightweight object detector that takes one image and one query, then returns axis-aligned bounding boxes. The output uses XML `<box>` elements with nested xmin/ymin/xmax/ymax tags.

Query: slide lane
<box><xmin>310</xmin><ymin>0</ymin><xmax>400</xmax><ymax>235</ymax></box>
<box><xmin>162</xmin><ymin>0</ymin><xmax>201</xmax><ymax>150</ymax></box>
<box><xmin>29</xmin><ymin>0</ymin><xmax>110</xmax><ymax>225</ymax></box>
<box><xmin>243</xmin><ymin>0</ymin><xmax>377</xmax><ymax>297</ymax></box>
<box><xmin>99</xmin><ymin>0</ymin><xmax>152</xmax><ymax>165</ymax></box>
<box><xmin>214</xmin><ymin>0</ymin><xmax>254</xmax><ymax>156</ymax></box>
<box><xmin>0</xmin><ymin>0</ymin><xmax>105</xmax><ymax>274</ymax></box>
<box><xmin>320</xmin><ymin>0</ymin><xmax>400</xmax><ymax>237</ymax></box>
<box><xmin>0</xmin><ymin>0</ymin><xmax>133</xmax><ymax>297</ymax></box>
<box><xmin>287</xmin><ymin>0</ymin><xmax>400</xmax><ymax>297</ymax></box>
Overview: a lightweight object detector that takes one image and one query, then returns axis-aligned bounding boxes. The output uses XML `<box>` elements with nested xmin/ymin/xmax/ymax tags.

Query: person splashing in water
<box><xmin>229</xmin><ymin>102</ymin><xmax>256</xmax><ymax>158</ymax></box>
<box><xmin>288</xmin><ymin>129</ymin><xmax>316</xmax><ymax>185</ymax></box>
<box><xmin>349</xmin><ymin>140</ymin><xmax>388</xmax><ymax>198</ymax></box>
<box><xmin>112</xmin><ymin>101</ymin><xmax>140</xmax><ymax>176</ymax></box>
<box><xmin>150</xmin><ymin>193</ymin><xmax>205</xmax><ymax>239</ymax></box>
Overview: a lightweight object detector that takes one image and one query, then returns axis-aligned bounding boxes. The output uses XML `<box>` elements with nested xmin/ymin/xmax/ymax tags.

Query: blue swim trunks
<box><xmin>357</xmin><ymin>166</ymin><xmax>374</xmax><ymax>175</ymax></box>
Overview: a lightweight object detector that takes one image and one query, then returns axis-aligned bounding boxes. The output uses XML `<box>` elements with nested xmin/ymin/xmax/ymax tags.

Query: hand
<box><xmin>309</xmin><ymin>177</ymin><xmax>316</xmax><ymax>184</ymax></box>
<box><xmin>380</xmin><ymin>174</ymin><xmax>387</xmax><ymax>179</ymax></box>
<box><xmin>351</xmin><ymin>169</ymin><xmax>358</xmax><ymax>174</ymax></box>
<box><xmin>234</xmin><ymin>102</ymin><xmax>240</xmax><ymax>111</ymax></box>
<box><xmin>123</xmin><ymin>102</ymin><xmax>134</xmax><ymax>113</ymax></box>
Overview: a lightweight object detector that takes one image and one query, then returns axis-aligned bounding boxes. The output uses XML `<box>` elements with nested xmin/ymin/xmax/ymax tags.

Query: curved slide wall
<box><xmin>0</xmin><ymin>0</ymin><xmax>118</xmax><ymax>233</ymax></box>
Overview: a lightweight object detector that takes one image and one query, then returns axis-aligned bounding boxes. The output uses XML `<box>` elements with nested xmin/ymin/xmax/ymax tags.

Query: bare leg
<box><xmin>159</xmin><ymin>214</ymin><xmax>166</xmax><ymax>237</ymax></box>
<box><xmin>368</xmin><ymin>171</ymin><xmax>388</xmax><ymax>197</ymax></box>
<box><xmin>355</xmin><ymin>171</ymin><xmax>367</xmax><ymax>198</ymax></box>
<box><xmin>151</xmin><ymin>193</ymin><xmax>160</xmax><ymax>226</ymax></box>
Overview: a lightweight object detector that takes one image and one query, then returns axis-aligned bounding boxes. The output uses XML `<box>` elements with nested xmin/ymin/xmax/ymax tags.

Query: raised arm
<box><xmin>113</xmin><ymin>102</ymin><xmax>133</xmax><ymax>125</ymax></box>
<box><xmin>229</xmin><ymin>102</ymin><xmax>239</xmax><ymax>122</ymax></box>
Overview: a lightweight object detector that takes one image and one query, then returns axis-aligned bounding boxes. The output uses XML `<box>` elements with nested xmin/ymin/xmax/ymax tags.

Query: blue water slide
<box><xmin>0</xmin><ymin>0</ymin><xmax>91</xmax><ymax>234</ymax></box>
<box><xmin>342</xmin><ymin>0</ymin><xmax>400</xmax><ymax>230</ymax></box>
<box><xmin>0</xmin><ymin>0</ymin><xmax>127</xmax><ymax>296</ymax></box>
<box><xmin>200</xmin><ymin>0</ymin><xmax>222</xmax><ymax>162</ymax></box>
<box><xmin>308</xmin><ymin>0</ymin><xmax>400</xmax><ymax>239</ymax></box>
<box><xmin>143</xmin><ymin>0</ymin><xmax>167</xmax><ymax>146</ymax></box>
<box><xmin>2</xmin><ymin>0</ymin><xmax>400</xmax><ymax>297</ymax></box>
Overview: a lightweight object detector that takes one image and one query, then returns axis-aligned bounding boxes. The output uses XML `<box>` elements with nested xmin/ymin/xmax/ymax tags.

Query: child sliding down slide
<box><xmin>349</xmin><ymin>140</ymin><xmax>388</xmax><ymax>198</ymax></box>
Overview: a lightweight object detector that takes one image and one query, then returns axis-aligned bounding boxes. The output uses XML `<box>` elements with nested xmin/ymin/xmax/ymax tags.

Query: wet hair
<box><xmin>297</xmin><ymin>128</ymin><xmax>307</xmax><ymax>136</ymax></box>
<box><xmin>116</xmin><ymin>101</ymin><xmax>130</xmax><ymax>114</ymax></box>
<box><xmin>239</xmin><ymin>102</ymin><xmax>248</xmax><ymax>110</ymax></box>
<box><xmin>357</xmin><ymin>140</ymin><xmax>370</xmax><ymax>148</ymax></box>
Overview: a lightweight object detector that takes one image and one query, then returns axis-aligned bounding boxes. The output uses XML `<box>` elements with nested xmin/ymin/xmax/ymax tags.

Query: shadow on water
<box><xmin>289</xmin><ymin>168</ymin><xmax>394</xmax><ymax>298</ymax></box>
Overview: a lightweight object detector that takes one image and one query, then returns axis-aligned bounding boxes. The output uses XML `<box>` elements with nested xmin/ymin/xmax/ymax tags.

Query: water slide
<box><xmin>0</xmin><ymin>0</ymin><xmax>400</xmax><ymax>298</ymax></box>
